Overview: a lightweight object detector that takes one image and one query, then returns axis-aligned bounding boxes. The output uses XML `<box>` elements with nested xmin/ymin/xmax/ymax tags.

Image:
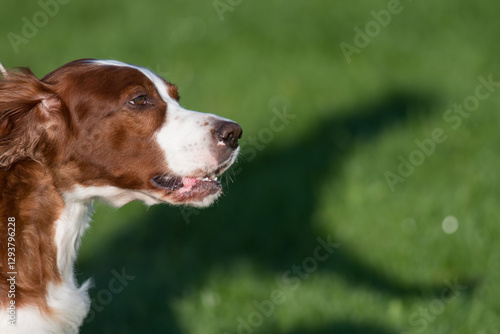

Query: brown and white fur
<box><xmin>0</xmin><ymin>59</ymin><xmax>242</xmax><ymax>333</ymax></box>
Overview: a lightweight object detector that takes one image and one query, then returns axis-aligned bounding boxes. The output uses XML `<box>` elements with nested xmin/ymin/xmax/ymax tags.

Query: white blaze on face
<box><xmin>91</xmin><ymin>59</ymin><xmax>230</xmax><ymax>177</ymax></box>
<box><xmin>155</xmin><ymin>105</ymin><xmax>221</xmax><ymax>176</ymax></box>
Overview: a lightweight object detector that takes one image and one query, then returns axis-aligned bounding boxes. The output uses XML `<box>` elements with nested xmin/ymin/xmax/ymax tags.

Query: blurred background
<box><xmin>1</xmin><ymin>0</ymin><xmax>499</xmax><ymax>333</ymax></box>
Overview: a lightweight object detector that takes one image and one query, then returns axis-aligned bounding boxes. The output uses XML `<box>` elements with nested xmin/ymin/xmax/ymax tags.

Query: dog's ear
<box><xmin>0</xmin><ymin>67</ymin><xmax>63</xmax><ymax>168</ymax></box>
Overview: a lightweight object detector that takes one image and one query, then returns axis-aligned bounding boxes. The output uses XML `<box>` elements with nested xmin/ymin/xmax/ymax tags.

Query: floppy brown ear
<box><xmin>0</xmin><ymin>67</ymin><xmax>62</xmax><ymax>168</ymax></box>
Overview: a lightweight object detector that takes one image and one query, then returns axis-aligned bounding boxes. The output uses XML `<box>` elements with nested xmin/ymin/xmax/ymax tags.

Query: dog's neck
<box><xmin>55</xmin><ymin>193</ymin><xmax>93</xmax><ymax>283</ymax></box>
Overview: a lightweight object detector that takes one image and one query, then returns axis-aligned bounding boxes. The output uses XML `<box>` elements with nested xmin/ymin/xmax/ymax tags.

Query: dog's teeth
<box><xmin>197</xmin><ymin>175</ymin><xmax>217</xmax><ymax>182</ymax></box>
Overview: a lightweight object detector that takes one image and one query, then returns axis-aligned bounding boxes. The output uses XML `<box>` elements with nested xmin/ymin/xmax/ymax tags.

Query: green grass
<box><xmin>1</xmin><ymin>0</ymin><xmax>500</xmax><ymax>333</ymax></box>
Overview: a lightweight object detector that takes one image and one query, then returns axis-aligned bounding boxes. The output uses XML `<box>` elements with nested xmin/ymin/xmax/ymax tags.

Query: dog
<box><xmin>0</xmin><ymin>59</ymin><xmax>242</xmax><ymax>333</ymax></box>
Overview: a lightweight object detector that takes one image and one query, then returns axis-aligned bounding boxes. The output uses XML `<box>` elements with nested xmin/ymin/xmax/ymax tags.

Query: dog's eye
<box><xmin>129</xmin><ymin>95</ymin><xmax>147</xmax><ymax>105</ymax></box>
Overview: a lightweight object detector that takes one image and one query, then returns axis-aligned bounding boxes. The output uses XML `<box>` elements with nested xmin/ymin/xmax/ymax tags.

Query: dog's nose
<box><xmin>213</xmin><ymin>121</ymin><xmax>242</xmax><ymax>149</ymax></box>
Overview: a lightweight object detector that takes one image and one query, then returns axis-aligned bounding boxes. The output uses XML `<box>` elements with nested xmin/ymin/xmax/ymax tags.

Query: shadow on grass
<box><xmin>79</xmin><ymin>91</ymin><xmax>473</xmax><ymax>334</ymax></box>
<box><xmin>283</xmin><ymin>321</ymin><xmax>400</xmax><ymax>334</ymax></box>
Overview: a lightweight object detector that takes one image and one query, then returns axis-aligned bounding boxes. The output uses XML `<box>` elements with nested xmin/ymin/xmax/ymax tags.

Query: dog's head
<box><xmin>0</xmin><ymin>59</ymin><xmax>241</xmax><ymax>207</ymax></box>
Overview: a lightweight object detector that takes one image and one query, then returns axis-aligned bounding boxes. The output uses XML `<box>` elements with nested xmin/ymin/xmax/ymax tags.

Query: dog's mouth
<box><xmin>151</xmin><ymin>174</ymin><xmax>222</xmax><ymax>194</ymax></box>
<box><xmin>150</xmin><ymin>167</ymin><xmax>228</xmax><ymax>207</ymax></box>
<box><xmin>150</xmin><ymin>154</ymin><xmax>238</xmax><ymax>206</ymax></box>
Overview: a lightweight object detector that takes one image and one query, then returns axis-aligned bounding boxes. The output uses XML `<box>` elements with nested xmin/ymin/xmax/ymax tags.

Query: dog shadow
<box><xmin>78</xmin><ymin>91</ymin><xmax>474</xmax><ymax>334</ymax></box>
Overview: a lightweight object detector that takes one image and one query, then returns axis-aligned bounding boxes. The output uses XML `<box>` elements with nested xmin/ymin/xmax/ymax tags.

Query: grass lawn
<box><xmin>1</xmin><ymin>0</ymin><xmax>499</xmax><ymax>333</ymax></box>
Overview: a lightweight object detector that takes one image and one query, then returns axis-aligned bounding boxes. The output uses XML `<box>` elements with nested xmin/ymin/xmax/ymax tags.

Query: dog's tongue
<box><xmin>182</xmin><ymin>177</ymin><xmax>199</xmax><ymax>189</ymax></box>
<box><xmin>179</xmin><ymin>176</ymin><xmax>221</xmax><ymax>194</ymax></box>
<box><xmin>152</xmin><ymin>175</ymin><xmax>221</xmax><ymax>194</ymax></box>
